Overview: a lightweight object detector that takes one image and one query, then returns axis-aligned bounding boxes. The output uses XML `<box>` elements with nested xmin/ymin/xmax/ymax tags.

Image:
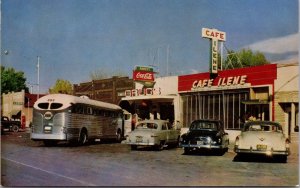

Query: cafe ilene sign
<box><xmin>202</xmin><ymin>28</ymin><xmax>226</xmax><ymax>74</ymax></box>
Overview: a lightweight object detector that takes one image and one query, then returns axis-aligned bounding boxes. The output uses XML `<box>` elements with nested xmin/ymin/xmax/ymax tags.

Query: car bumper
<box><xmin>234</xmin><ymin>147</ymin><xmax>290</xmax><ymax>156</ymax></box>
<box><xmin>121</xmin><ymin>141</ymin><xmax>156</xmax><ymax>146</ymax></box>
<box><xmin>31</xmin><ymin>133</ymin><xmax>67</xmax><ymax>141</ymax></box>
<box><xmin>180</xmin><ymin>143</ymin><xmax>224</xmax><ymax>149</ymax></box>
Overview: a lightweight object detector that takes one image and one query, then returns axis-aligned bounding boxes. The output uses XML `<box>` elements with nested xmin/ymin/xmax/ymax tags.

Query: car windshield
<box><xmin>190</xmin><ymin>121</ymin><xmax>218</xmax><ymax>130</ymax></box>
<box><xmin>136</xmin><ymin>122</ymin><xmax>158</xmax><ymax>129</ymax></box>
<box><xmin>244</xmin><ymin>122</ymin><xmax>282</xmax><ymax>132</ymax></box>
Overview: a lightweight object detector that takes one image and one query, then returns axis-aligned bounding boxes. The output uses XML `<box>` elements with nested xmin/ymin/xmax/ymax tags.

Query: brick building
<box><xmin>73</xmin><ymin>76</ymin><xmax>134</xmax><ymax>105</ymax></box>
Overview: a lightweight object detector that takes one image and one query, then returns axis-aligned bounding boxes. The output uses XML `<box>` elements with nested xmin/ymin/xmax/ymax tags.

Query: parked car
<box><xmin>122</xmin><ymin>119</ymin><xmax>181</xmax><ymax>150</ymax></box>
<box><xmin>1</xmin><ymin>116</ymin><xmax>21</xmax><ymax>133</ymax></box>
<box><xmin>234</xmin><ymin>121</ymin><xmax>290</xmax><ymax>162</ymax></box>
<box><xmin>180</xmin><ymin>119</ymin><xmax>229</xmax><ymax>155</ymax></box>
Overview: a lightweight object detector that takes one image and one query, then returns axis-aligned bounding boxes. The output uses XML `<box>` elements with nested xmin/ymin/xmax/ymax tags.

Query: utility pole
<box><xmin>37</xmin><ymin>56</ymin><xmax>40</xmax><ymax>99</ymax></box>
<box><xmin>166</xmin><ymin>44</ymin><xmax>170</xmax><ymax>76</ymax></box>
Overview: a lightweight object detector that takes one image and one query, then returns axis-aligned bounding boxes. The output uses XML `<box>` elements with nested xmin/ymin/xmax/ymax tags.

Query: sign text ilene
<box><xmin>202</xmin><ymin>28</ymin><xmax>226</xmax><ymax>74</ymax></box>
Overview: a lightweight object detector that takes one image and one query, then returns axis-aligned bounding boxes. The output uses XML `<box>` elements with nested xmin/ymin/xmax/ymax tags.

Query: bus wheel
<box><xmin>116</xmin><ymin>130</ymin><xmax>122</xmax><ymax>143</ymax></box>
<box><xmin>79</xmin><ymin>130</ymin><xmax>88</xmax><ymax>145</ymax></box>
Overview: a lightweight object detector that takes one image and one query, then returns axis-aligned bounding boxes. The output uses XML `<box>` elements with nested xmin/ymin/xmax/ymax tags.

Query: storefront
<box><xmin>120</xmin><ymin>76</ymin><xmax>180</xmax><ymax>125</ymax></box>
<box><xmin>178</xmin><ymin>64</ymin><xmax>277</xmax><ymax>131</ymax></box>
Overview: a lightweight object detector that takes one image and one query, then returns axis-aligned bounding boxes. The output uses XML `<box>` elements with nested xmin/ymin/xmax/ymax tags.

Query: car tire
<box><xmin>156</xmin><ymin>141</ymin><xmax>165</xmax><ymax>151</ymax></box>
<box><xmin>43</xmin><ymin>140</ymin><xmax>58</xmax><ymax>147</ymax></box>
<box><xmin>277</xmin><ymin>155</ymin><xmax>287</xmax><ymax>163</ymax></box>
<box><xmin>11</xmin><ymin>125</ymin><xmax>19</xmax><ymax>133</ymax></box>
<box><xmin>131</xmin><ymin>145</ymin><xmax>137</xmax><ymax>150</ymax></box>
<box><xmin>184</xmin><ymin>147</ymin><xmax>190</xmax><ymax>155</ymax></box>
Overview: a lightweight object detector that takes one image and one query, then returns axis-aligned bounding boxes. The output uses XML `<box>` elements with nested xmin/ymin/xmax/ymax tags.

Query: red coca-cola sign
<box><xmin>133</xmin><ymin>70</ymin><xmax>154</xmax><ymax>82</ymax></box>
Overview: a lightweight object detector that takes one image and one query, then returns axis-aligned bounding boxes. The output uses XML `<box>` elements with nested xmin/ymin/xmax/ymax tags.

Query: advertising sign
<box><xmin>202</xmin><ymin>28</ymin><xmax>226</xmax><ymax>41</ymax></box>
<box><xmin>134</xmin><ymin>66</ymin><xmax>154</xmax><ymax>72</ymax></box>
<box><xmin>178</xmin><ymin>64</ymin><xmax>277</xmax><ymax>92</ymax></box>
<box><xmin>133</xmin><ymin>70</ymin><xmax>154</xmax><ymax>82</ymax></box>
<box><xmin>211</xmin><ymin>38</ymin><xmax>218</xmax><ymax>74</ymax></box>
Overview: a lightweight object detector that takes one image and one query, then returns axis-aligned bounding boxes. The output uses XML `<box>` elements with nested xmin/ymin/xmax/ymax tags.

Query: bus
<box><xmin>31</xmin><ymin>94</ymin><xmax>124</xmax><ymax>146</ymax></box>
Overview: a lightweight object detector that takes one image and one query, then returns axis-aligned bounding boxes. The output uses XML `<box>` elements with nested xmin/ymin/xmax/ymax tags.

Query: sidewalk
<box><xmin>290</xmin><ymin>141</ymin><xmax>299</xmax><ymax>156</ymax></box>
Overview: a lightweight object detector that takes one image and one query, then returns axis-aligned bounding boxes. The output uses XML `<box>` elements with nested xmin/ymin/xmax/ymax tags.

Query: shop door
<box><xmin>160</xmin><ymin>104</ymin><xmax>174</xmax><ymax>123</ymax></box>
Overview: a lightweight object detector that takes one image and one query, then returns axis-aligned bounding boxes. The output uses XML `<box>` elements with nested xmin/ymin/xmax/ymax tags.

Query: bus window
<box><xmin>87</xmin><ymin>107</ymin><xmax>93</xmax><ymax>115</ymax></box>
<box><xmin>50</xmin><ymin>103</ymin><xmax>63</xmax><ymax>109</ymax></box>
<box><xmin>38</xmin><ymin>103</ymin><xmax>49</xmax><ymax>109</ymax></box>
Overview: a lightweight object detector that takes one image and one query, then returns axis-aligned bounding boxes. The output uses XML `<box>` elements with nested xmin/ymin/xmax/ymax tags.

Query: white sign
<box><xmin>202</xmin><ymin>28</ymin><xmax>226</xmax><ymax>41</ymax></box>
<box><xmin>125</xmin><ymin>88</ymin><xmax>161</xmax><ymax>97</ymax></box>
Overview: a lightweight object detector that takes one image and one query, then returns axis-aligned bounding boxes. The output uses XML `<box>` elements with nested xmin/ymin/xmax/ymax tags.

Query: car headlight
<box><xmin>235</xmin><ymin>136</ymin><xmax>239</xmax><ymax>146</ymax></box>
<box><xmin>216</xmin><ymin>138</ymin><xmax>221</xmax><ymax>144</ymax></box>
<box><xmin>206</xmin><ymin>137</ymin><xmax>212</xmax><ymax>144</ymax></box>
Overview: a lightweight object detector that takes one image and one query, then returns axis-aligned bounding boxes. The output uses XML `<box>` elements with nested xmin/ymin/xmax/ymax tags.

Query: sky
<box><xmin>1</xmin><ymin>0</ymin><xmax>299</xmax><ymax>93</ymax></box>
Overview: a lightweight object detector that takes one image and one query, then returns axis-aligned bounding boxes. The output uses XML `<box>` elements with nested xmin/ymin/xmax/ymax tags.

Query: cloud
<box><xmin>246</xmin><ymin>33</ymin><xmax>299</xmax><ymax>54</ymax></box>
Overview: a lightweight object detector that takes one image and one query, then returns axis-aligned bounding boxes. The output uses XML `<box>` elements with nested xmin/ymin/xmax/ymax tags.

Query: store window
<box><xmin>182</xmin><ymin>89</ymin><xmax>249</xmax><ymax>130</ymax></box>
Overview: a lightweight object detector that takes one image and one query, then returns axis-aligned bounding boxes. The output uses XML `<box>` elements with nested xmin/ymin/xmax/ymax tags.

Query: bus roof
<box><xmin>33</xmin><ymin>94</ymin><xmax>122</xmax><ymax>111</ymax></box>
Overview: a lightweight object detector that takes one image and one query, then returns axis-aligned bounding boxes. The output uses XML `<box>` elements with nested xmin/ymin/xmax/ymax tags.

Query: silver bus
<box><xmin>31</xmin><ymin>94</ymin><xmax>124</xmax><ymax>146</ymax></box>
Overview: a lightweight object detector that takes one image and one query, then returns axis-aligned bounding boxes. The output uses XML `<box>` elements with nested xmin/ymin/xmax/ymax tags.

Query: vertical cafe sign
<box><xmin>202</xmin><ymin>28</ymin><xmax>226</xmax><ymax>74</ymax></box>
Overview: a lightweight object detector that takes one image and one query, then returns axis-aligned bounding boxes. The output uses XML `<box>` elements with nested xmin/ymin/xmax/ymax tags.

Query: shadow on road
<box><xmin>182</xmin><ymin>148</ymin><xmax>227</xmax><ymax>156</ymax></box>
<box><xmin>232</xmin><ymin>154</ymin><xmax>288</xmax><ymax>163</ymax></box>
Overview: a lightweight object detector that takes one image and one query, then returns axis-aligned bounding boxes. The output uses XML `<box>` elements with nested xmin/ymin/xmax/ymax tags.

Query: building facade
<box><xmin>2</xmin><ymin>90</ymin><xmax>44</xmax><ymax>127</ymax></box>
<box><xmin>123</xmin><ymin>61</ymin><xmax>298</xmax><ymax>142</ymax></box>
<box><xmin>274</xmin><ymin>62</ymin><xmax>299</xmax><ymax>141</ymax></box>
<box><xmin>121</xmin><ymin>76</ymin><xmax>180</xmax><ymax>124</ymax></box>
<box><xmin>73</xmin><ymin>76</ymin><xmax>134</xmax><ymax>105</ymax></box>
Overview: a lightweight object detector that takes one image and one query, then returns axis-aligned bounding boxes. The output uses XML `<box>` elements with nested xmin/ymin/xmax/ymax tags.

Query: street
<box><xmin>1</xmin><ymin>130</ymin><xmax>299</xmax><ymax>186</ymax></box>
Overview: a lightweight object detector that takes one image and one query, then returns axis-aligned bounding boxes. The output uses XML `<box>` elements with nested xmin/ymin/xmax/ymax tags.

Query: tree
<box><xmin>223</xmin><ymin>49</ymin><xmax>270</xmax><ymax>70</ymax></box>
<box><xmin>1</xmin><ymin>66</ymin><xmax>29</xmax><ymax>94</ymax></box>
<box><xmin>49</xmin><ymin>79</ymin><xmax>73</xmax><ymax>94</ymax></box>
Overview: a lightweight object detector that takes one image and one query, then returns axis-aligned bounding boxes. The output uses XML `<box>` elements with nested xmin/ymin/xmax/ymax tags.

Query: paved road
<box><xmin>1</xmin><ymin>131</ymin><xmax>299</xmax><ymax>186</ymax></box>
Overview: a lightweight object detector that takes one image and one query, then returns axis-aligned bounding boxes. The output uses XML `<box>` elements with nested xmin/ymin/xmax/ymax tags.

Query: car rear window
<box><xmin>244</xmin><ymin>123</ymin><xmax>282</xmax><ymax>132</ymax></box>
<box><xmin>136</xmin><ymin>123</ymin><xmax>158</xmax><ymax>129</ymax></box>
<box><xmin>190</xmin><ymin>122</ymin><xmax>218</xmax><ymax>130</ymax></box>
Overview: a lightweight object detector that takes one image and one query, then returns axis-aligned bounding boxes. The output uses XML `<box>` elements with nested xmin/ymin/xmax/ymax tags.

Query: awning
<box><xmin>241</xmin><ymin>100</ymin><xmax>269</xmax><ymax>105</ymax></box>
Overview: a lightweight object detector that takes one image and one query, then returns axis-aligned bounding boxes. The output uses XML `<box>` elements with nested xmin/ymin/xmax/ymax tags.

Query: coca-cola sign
<box><xmin>133</xmin><ymin>71</ymin><xmax>154</xmax><ymax>82</ymax></box>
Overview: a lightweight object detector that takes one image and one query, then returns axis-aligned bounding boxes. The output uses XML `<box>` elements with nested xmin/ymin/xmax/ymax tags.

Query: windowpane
<box><xmin>38</xmin><ymin>103</ymin><xmax>49</xmax><ymax>109</ymax></box>
<box><xmin>50</xmin><ymin>103</ymin><xmax>63</xmax><ymax>109</ymax></box>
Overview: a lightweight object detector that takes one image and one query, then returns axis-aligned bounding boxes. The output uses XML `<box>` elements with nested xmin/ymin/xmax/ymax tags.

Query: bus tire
<box><xmin>116</xmin><ymin>129</ymin><xmax>122</xmax><ymax>143</ymax></box>
<box><xmin>78</xmin><ymin>129</ymin><xmax>88</xmax><ymax>145</ymax></box>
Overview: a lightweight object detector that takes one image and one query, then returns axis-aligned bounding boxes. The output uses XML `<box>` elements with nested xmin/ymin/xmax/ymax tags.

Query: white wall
<box><xmin>275</xmin><ymin>62</ymin><xmax>299</xmax><ymax>92</ymax></box>
<box><xmin>135</xmin><ymin>76</ymin><xmax>178</xmax><ymax>95</ymax></box>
